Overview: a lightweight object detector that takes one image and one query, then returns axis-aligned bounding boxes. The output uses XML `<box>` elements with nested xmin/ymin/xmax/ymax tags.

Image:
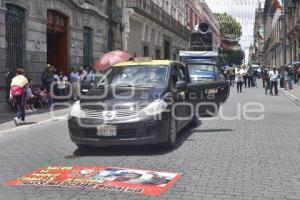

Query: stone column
<box><xmin>122</xmin><ymin>8</ymin><xmax>134</xmax><ymax>51</ymax></box>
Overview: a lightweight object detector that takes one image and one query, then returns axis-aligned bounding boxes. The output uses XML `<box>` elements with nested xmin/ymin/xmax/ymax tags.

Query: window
<box><xmin>5</xmin><ymin>4</ymin><xmax>25</xmax><ymax>73</ymax></box>
<box><xmin>143</xmin><ymin>46</ymin><xmax>149</xmax><ymax>57</ymax></box>
<box><xmin>170</xmin><ymin>64</ymin><xmax>186</xmax><ymax>89</ymax></box>
<box><xmin>83</xmin><ymin>27</ymin><xmax>93</xmax><ymax>68</ymax></box>
<box><xmin>5</xmin><ymin>4</ymin><xmax>25</xmax><ymax>101</ymax></box>
<box><xmin>96</xmin><ymin>65</ymin><xmax>169</xmax><ymax>88</ymax></box>
<box><xmin>188</xmin><ymin>64</ymin><xmax>216</xmax><ymax>82</ymax></box>
<box><xmin>155</xmin><ymin>49</ymin><xmax>161</xmax><ymax>59</ymax></box>
<box><xmin>84</xmin><ymin>0</ymin><xmax>94</xmax><ymax>5</ymax></box>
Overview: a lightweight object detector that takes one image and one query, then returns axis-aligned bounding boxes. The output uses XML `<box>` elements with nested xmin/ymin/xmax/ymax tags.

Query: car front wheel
<box><xmin>163</xmin><ymin>118</ymin><xmax>177</xmax><ymax>149</ymax></box>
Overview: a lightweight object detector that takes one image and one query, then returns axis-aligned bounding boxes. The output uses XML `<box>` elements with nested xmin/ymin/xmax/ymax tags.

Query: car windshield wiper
<box><xmin>134</xmin><ymin>84</ymin><xmax>155</xmax><ymax>88</ymax></box>
<box><xmin>113</xmin><ymin>84</ymin><xmax>134</xmax><ymax>88</ymax></box>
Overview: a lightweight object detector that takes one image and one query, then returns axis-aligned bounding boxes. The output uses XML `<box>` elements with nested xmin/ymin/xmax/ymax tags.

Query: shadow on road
<box><xmin>70</xmin><ymin>120</ymin><xmax>202</xmax><ymax>158</ymax></box>
<box><xmin>193</xmin><ymin>128</ymin><xmax>235</xmax><ymax>133</ymax></box>
<box><xmin>20</xmin><ymin>122</ymin><xmax>38</xmax><ymax>126</ymax></box>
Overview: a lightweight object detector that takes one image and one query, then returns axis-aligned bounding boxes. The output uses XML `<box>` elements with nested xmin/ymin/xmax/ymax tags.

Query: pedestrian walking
<box><xmin>236</xmin><ymin>68</ymin><xmax>243</xmax><ymax>93</ymax></box>
<box><xmin>10</xmin><ymin>68</ymin><xmax>29</xmax><ymax>126</ymax></box>
<box><xmin>269</xmin><ymin>67</ymin><xmax>279</xmax><ymax>96</ymax></box>
<box><xmin>288</xmin><ymin>65</ymin><xmax>294</xmax><ymax>90</ymax></box>
<box><xmin>247</xmin><ymin>67</ymin><xmax>254</xmax><ymax>87</ymax></box>
<box><xmin>252</xmin><ymin>67</ymin><xmax>258</xmax><ymax>88</ymax></box>
<box><xmin>229</xmin><ymin>66</ymin><xmax>236</xmax><ymax>87</ymax></box>
<box><xmin>242</xmin><ymin>66</ymin><xmax>248</xmax><ymax>87</ymax></box>
<box><xmin>283</xmin><ymin>66</ymin><xmax>289</xmax><ymax>90</ymax></box>
<box><xmin>264</xmin><ymin>66</ymin><xmax>270</xmax><ymax>95</ymax></box>
<box><xmin>69</xmin><ymin>67</ymin><xmax>80</xmax><ymax>101</ymax></box>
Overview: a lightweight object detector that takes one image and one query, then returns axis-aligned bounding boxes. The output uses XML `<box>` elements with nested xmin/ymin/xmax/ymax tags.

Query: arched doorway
<box><xmin>47</xmin><ymin>10</ymin><xmax>68</xmax><ymax>75</ymax></box>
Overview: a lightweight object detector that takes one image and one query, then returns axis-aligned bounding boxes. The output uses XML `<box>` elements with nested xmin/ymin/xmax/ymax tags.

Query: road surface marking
<box><xmin>0</xmin><ymin>116</ymin><xmax>68</xmax><ymax>135</ymax></box>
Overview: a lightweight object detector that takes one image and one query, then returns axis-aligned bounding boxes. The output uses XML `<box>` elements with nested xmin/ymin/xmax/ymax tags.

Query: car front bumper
<box><xmin>68</xmin><ymin>115</ymin><xmax>170</xmax><ymax>147</ymax></box>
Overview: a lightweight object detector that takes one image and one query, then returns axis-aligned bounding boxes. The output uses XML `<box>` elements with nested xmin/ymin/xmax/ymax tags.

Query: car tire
<box><xmin>164</xmin><ymin>118</ymin><xmax>177</xmax><ymax>149</ymax></box>
<box><xmin>190</xmin><ymin>116</ymin><xmax>201</xmax><ymax>127</ymax></box>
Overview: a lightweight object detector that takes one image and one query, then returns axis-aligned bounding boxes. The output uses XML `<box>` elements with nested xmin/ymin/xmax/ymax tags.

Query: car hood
<box><xmin>80</xmin><ymin>87</ymin><xmax>166</xmax><ymax>105</ymax></box>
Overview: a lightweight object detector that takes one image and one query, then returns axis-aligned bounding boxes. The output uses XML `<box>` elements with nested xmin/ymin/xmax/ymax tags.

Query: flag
<box><xmin>273</xmin><ymin>0</ymin><xmax>283</xmax><ymax>11</ymax></box>
<box><xmin>257</xmin><ymin>25</ymin><xmax>264</xmax><ymax>40</ymax></box>
<box><xmin>272</xmin><ymin>0</ymin><xmax>283</xmax><ymax>28</ymax></box>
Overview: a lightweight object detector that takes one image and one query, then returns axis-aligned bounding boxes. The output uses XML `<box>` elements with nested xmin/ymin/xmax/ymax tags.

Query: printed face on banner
<box><xmin>5</xmin><ymin>166</ymin><xmax>182</xmax><ymax>196</ymax></box>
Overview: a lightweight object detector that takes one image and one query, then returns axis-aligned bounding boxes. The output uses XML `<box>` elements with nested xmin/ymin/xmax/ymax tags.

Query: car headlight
<box><xmin>137</xmin><ymin>99</ymin><xmax>168</xmax><ymax>117</ymax></box>
<box><xmin>70</xmin><ymin>101</ymin><xmax>83</xmax><ymax>118</ymax></box>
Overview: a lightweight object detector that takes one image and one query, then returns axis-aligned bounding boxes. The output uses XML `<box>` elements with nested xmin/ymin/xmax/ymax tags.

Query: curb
<box><xmin>280</xmin><ymin>90</ymin><xmax>300</xmax><ymax>109</ymax></box>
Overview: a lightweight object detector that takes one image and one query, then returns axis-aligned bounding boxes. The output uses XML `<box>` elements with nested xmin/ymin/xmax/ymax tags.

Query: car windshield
<box><xmin>188</xmin><ymin>64</ymin><xmax>215</xmax><ymax>82</ymax></box>
<box><xmin>96</xmin><ymin>65</ymin><xmax>169</xmax><ymax>88</ymax></box>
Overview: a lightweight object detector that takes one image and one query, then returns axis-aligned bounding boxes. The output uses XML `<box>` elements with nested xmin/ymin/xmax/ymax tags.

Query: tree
<box><xmin>215</xmin><ymin>13</ymin><xmax>242</xmax><ymax>41</ymax></box>
<box><xmin>224</xmin><ymin>50</ymin><xmax>245</xmax><ymax>65</ymax></box>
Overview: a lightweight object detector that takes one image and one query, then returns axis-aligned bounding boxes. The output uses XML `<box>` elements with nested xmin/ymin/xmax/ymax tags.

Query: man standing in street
<box><xmin>269</xmin><ymin>67</ymin><xmax>279</xmax><ymax>96</ymax></box>
<box><xmin>236</xmin><ymin>68</ymin><xmax>243</xmax><ymax>93</ymax></box>
<box><xmin>69</xmin><ymin>67</ymin><xmax>79</xmax><ymax>101</ymax></box>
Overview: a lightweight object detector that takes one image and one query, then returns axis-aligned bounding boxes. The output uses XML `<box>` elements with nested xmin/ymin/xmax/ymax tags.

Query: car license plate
<box><xmin>96</xmin><ymin>125</ymin><xmax>117</xmax><ymax>137</ymax></box>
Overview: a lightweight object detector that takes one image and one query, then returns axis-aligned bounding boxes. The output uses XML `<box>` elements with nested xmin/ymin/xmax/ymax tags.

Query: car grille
<box><xmin>82</xmin><ymin>105</ymin><xmax>143</xmax><ymax>120</ymax></box>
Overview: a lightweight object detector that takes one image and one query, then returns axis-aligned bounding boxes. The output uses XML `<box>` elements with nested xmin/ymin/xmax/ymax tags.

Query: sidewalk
<box><xmin>280</xmin><ymin>84</ymin><xmax>300</xmax><ymax>106</ymax></box>
<box><xmin>0</xmin><ymin>105</ymin><xmax>70</xmax><ymax>135</ymax></box>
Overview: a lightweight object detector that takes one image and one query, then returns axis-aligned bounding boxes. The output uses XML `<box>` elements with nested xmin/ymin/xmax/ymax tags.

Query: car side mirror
<box><xmin>175</xmin><ymin>81</ymin><xmax>187</xmax><ymax>91</ymax></box>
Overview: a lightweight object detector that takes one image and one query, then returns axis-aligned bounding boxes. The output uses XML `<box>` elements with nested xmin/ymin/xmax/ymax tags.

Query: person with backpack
<box><xmin>10</xmin><ymin>68</ymin><xmax>29</xmax><ymax>126</ymax></box>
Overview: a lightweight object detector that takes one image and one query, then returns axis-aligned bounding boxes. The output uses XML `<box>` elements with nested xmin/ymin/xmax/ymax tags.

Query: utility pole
<box><xmin>283</xmin><ymin>0</ymin><xmax>288</xmax><ymax>65</ymax></box>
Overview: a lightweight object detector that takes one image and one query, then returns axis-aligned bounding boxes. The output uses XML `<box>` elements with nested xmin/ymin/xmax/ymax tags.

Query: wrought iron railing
<box><xmin>126</xmin><ymin>0</ymin><xmax>190</xmax><ymax>41</ymax></box>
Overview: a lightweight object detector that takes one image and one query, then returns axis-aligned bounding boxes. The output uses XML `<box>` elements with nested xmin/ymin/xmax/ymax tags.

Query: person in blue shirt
<box><xmin>69</xmin><ymin>67</ymin><xmax>80</xmax><ymax>101</ymax></box>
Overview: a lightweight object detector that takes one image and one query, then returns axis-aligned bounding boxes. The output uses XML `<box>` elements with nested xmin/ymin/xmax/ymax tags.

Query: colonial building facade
<box><xmin>0</xmin><ymin>0</ymin><xmax>122</xmax><ymax>110</ymax></box>
<box><xmin>122</xmin><ymin>0</ymin><xmax>190</xmax><ymax>60</ymax></box>
<box><xmin>287</xmin><ymin>0</ymin><xmax>300</xmax><ymax>64</ymax></box>
<box><xmin>262</xmin><ymin>0</ymin><xmax>299</xmax><ymax>66</ymax></box>
<box><xmin>261</xmin><ymin>0</ymin><xmax>283</xmax><ymax>66</ymax></box>
<box><xmin>252</xmin><ymin>1</ymin><xmax>264</xmax><ymax>65</ymax></box>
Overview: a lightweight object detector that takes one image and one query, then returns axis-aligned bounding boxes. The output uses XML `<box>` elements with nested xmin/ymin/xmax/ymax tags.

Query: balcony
<box><xmin>126</xmin><ymin>0</ymin><xmax>190</xmax><ymax>41</ymax></box>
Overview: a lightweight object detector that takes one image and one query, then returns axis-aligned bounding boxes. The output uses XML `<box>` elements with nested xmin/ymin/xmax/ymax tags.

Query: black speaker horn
<box><xmin>198</xmin><ymin>23</ymin><xmax>211</xmax><ymax>34</ymax></box>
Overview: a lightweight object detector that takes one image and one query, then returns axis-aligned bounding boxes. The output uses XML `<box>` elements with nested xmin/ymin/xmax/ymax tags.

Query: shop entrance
<box><xmin>47</xmin><ymin>10</ymin><xmax>68</xmax><ymax>75</ymax></box>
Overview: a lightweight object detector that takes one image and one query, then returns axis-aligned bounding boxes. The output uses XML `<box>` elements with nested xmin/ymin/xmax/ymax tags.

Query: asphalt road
<box><xmin>1</xmin><ymin>86</ymin><xmax>300</xmax><ymax>200</ymax></box>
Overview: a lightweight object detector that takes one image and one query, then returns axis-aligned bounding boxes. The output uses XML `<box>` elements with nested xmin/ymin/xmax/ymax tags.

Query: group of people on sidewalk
<box><xmin>9</xmin><ymin>64</ymin><xmax>102</xmax><ymax>126</ymax></box>
<box><xmin>262</xmin><ymin>65</ymin><xmax>298</xmax><ymax>96</ymax></box>
<box><xmin>228</xmin><ymin>64</ymin><xmax>299</xmax><ymax>95</ymax></box>
<box><xmin>41</xmin><ymin>64</ymin><xmax>98</xmax><ymax>101</ymax></box>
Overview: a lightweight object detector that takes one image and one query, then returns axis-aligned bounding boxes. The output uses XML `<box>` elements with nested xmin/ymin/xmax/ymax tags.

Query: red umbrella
<box><xmin>94</xmin><ymin>50</ymin><xmax>132</xmax><ymax>71</ymax></box>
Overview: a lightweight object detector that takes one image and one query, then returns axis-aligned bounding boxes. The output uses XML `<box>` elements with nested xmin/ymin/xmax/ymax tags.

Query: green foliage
<box><xmin>224</xmin><ymin>50</ymin><xmax>245</xmax><ymax>65</ymax></box>
<box><xmin>215</xmin><ymin>13</ymin><xmax>242</xmax><ymax>40</ymax></box>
